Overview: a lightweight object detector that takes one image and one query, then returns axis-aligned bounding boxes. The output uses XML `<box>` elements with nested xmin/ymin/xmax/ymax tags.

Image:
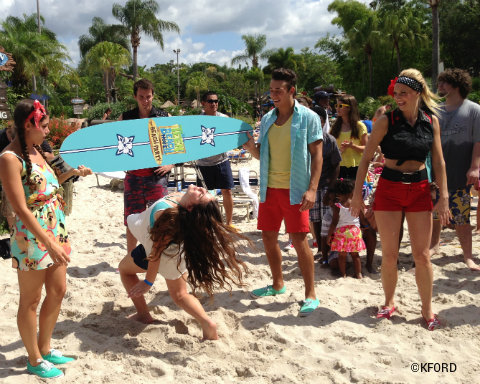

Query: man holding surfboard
<box><xmin>243</xmin><ymin>68</ymin><xmax>323</xmax><ymax>316</ymax></box>
<box><xmin>196</xmin><ymin>91</ymin><xmax>235</xmax><ymax>227</ymax></box>
<box><xmin>119</xmin><ymin>79</ymin><xmax>174</xmax><ymax>254</ymax></box>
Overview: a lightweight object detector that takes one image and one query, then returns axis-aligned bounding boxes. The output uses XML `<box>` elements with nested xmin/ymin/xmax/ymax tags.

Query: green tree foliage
<box><xmin>296</xmin><ymin>48</ymin><xmax>341</xmax><ymax>95</ymax></box>
<box><xmin>85</xmin><ymin>42</ymin><xmax>131</xmax><ymax>103</ymax></box>
<box><xmin>231</xmin><ymin>34</ymin><xmax>269</xmax><ymax>68</ymax></box>
<box><xmin>78</xmin><ymin>17</ymin><xmax>130</xmax><ymax>58</ymax></box>
<box><xmin>440</xmin><ymin>0</ymin><xmax>480</xmax><ymax>74</ymax></box>
<box><xmin>264</xmin><ymin>47</ymin><xmax>304</xmax><ymax>73</ymax></box>
<box><xmin>320</xmin><ymin>0</ymin><xmax>430</xmax><ymax>99</ymax></box>
<box><xmin>112</xmin><ymin>0</ymin><xmax>180</xmax><ymax>81</ymax></box>
<box><xmin>185</xmin><ymin>72</ymin><xmax>208</xmax><ymax>104</ymax></box>
<box><xmin>0</xmin><ymin>14</ymin><xmax>69</xmax><ymax>91</ymax></box>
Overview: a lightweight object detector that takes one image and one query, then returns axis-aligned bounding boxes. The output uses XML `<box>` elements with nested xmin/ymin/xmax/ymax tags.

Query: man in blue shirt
<box><xmin>243</xmin><ymin>68</ymin><xmax>323</xmax><ymax>316</ymax></box>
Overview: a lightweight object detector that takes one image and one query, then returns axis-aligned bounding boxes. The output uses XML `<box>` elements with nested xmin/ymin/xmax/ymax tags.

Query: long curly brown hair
<box><xmin>149</xmin><ymin>200</ymin><xmax>249</xmax><ymax>296</ymax></box>
<box><xmin>330</xmin><ymin>94</ymin><xmax>361</xmax><ymax>140</ymax></box>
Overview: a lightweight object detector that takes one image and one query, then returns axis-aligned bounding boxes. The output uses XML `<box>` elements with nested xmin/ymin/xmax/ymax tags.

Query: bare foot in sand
<box><xmin>129</xmin><ymin>312</ymin><xmax>156</xmax><ymax>324</ymax></box>
<box><xmin>465</xmin><ymin>258</ymin><xmax>480</xmax><ymax>271</ymax></box>
<box><xmin>429</xmin><ymin>245</ymin><xmax>439</xmax><ymax>257</ymax></box>
<box><xmin>201</xmin><ymin>319</ymin><xmax>218</xmax><ymax>340</ymax></box>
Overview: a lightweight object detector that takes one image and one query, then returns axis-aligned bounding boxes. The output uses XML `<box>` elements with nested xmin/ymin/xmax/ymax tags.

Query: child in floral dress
<box><xmin>327</xmin><ymin>179</ymin><xmax>366</xmax><ymax>278</ymax></box>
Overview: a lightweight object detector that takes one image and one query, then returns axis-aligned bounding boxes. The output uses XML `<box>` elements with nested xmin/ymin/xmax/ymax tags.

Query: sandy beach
<box><xmin>1</xmin><ymin>158</ymin><xmax>480</xmax><ymax>384</ymax></box>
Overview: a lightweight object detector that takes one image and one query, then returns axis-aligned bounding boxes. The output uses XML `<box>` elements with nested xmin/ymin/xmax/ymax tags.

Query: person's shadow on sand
<box><xmin>67</xmin><ymin>261</ymin><xmax>117</xmax><ymax>278</ymax></box>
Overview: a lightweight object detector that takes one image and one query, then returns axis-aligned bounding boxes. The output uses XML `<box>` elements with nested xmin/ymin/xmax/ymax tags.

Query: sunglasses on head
<box><xmin>206</xmin><ymin>99</ymin><xmax>219</xmax><ymax>104</ymax></box>
<box><xmin>336</xmin><ymin>103</ymin><xmax>350</xmax><ymax>109</ymax></box>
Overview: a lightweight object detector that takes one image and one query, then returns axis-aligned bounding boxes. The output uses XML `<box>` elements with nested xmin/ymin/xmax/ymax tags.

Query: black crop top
<box><xmin>380</xmin><ymin>108</ymin><xmax>433</xmax><ymax>165</ymax></box>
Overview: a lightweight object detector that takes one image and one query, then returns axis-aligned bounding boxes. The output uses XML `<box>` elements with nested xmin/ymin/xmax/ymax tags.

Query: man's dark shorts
<box><xmin>197</xmin><ymin>160</ymin><xmax>234</xmax><ymax>190</ymax></box>
<box><xmin>124</xmin><ymin>172</ymin><xmax>168</xmax><ymax>225</ymax></box>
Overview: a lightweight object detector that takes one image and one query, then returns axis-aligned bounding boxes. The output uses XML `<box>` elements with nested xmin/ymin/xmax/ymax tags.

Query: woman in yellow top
<box><xmin>330</xmin><ymin>95</ymin><xmax>368</xmax><ymax>180</ymax></box>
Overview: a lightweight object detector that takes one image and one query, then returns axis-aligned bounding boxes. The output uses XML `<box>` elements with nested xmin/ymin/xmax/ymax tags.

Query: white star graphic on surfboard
<box><xmin>200</xmin><ymin>126</ymin><xmax>215</xmax><ymax>146</ymax></box>
<box><xmin>116</xmin><ymin>134</ymin><xmax>135</xmax><ymax>157</ymax></box>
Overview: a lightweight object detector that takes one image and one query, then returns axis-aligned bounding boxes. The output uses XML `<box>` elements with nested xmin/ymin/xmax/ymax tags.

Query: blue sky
<box><xmin>3</xmin><ymin>0</ymin><xmax>371</xmax><ymax>68</ymax></box>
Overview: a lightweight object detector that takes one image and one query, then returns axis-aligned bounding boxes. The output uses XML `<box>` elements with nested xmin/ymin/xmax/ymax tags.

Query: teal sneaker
<box><xmin>27</xmin><ymin>359</ymin><xmax>63</xmax><ymax>379</ymax></box>
<box><xmin>42</xmin><ymin>349</ymin><xmax>75</xmax><ymax>365</ymax></box>
<box><xmin>250</xmin><ymin>285</ymin><xmax>286</xmax><ymax>298</ymax></box>
<box><xmin>299</xmin><ymin>298</ymin><xmax>319</xmax><ymax>317</ymax></box>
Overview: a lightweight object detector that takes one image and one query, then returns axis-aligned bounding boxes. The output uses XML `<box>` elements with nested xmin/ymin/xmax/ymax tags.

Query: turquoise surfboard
<box><xmin>59</xmin><ymin>115</ymin><xmax>251</xmax><ymax>172</ymax></box>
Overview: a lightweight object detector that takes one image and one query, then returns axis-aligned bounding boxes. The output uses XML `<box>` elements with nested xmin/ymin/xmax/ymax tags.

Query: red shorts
<box><xmin>257</xmin><ymin>188</ymin><xmax>310</xmax><ymax>233</ymax></box>
<box><xmin>373</xmin><ymin>177</ymin><xmax>433</xmax><ymax>212</ymax></box>
<box><xmin>124</xmin><ymin>172</ymin><xmax>168</xmax><ymax>225</ymax></box>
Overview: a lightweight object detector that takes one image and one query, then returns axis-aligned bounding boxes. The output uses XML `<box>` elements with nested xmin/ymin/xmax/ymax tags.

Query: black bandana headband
<box><xmin>396</xmin><ymin>76</ymin><xmax>423</xmax><ymax>93</ymax></box>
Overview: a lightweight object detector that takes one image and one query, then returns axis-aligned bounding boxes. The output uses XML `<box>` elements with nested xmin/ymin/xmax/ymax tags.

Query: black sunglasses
<box><xmin>206</xmin><ymin>99</ymin><xmax>219</xmax><ymax>104</ymax></box>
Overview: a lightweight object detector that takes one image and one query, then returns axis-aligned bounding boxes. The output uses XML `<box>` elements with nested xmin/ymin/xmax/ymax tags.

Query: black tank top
<box><xmin>380</xmin><ymin>108</ymin><xmax>433</xmax><ymax>165</ymax></box>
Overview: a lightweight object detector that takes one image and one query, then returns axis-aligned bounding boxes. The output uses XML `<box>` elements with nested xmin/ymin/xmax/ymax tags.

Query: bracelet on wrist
<box><xmin>144</xmin><ymin>279</ymin><xmax>153</xmax><ymax>286</ymax></box>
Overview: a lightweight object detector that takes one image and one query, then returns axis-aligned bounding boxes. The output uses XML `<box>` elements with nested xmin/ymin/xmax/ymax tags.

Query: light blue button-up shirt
<box><xmin>258</xmin><ymin>101</ymin><xmax>323</xmax><ymax>204</ymax></box>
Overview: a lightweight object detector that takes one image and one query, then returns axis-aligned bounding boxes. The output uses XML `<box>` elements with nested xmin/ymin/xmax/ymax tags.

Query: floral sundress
<box><xmin>1</xmin><ymin>151</ymin><xmax>71</xmax><ymax>270</ymax></box>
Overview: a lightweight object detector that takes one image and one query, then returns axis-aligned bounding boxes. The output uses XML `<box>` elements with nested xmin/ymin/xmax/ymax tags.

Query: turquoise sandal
<box><xmin>250</xmin><ymin>285</ymin><xmax>286</xmax><ymax>298</ymax></box>
<box><xmin>299</xmin><ymin>298</ymin><xmax>319</xmax><ymax>316</ymax></box>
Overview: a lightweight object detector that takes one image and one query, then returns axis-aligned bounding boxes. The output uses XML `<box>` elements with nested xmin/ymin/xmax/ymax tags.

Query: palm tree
<box><xmin>186</xmin><ymin>72</ymin><xmax>208</xmax><ymax>106</ymax></box>
<box><xmin>0</xmin><ymin>14</ymin><xmax>69</xmax><ymax>91</ymax></box>
<box><xmin>429</xmin><ymin>0</ymin><xmax>440</xmax><ymax>92</ymax></box>
<box><xmin>112</xmin><ymin>0</ymin><xmax>180</xmax><ymax>81</ymax></box>
<box><xmin>85</xmin><ymin>42</ymin><xmax>131</xmax><ymax>102</ymax></box>
<box><xmin>231</xmin><ymin>34</ymin><xmax>270</xmax><ymax>68</ymax></box>
<box><xmin>348</xmin><ymin>13</ymin><xmax>380</xmax><ymax>96</ymax></box>
<box><xmin>78</xmin><ymin>17</ymin><xmax>130</xmax><ymax>58</ymax></box>
<box><xmin>265</xmin><ymin>47</ymin><xmax>302</xmax><ymax>72</ymax></box>
<box><xmin>382</xmin><ymin>9</ymin><xmax>427</xmax><ymax>72</ymax></box>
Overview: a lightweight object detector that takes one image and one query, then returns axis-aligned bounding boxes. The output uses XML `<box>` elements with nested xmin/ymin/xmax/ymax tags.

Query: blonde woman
<box><xmin>350</xmin><ymin>69</ymin><xmax>450</xmax><ymax>331</ymax></box>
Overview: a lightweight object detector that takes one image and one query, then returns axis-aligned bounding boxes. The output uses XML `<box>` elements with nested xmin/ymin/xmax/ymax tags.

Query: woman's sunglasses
<box><xmin>335</xmin><ymin>103</ymin><xmax>350</xmax><ymax>109</ymax></box>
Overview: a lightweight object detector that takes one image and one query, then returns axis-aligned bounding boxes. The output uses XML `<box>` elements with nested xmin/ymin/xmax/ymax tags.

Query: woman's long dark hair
<box><xmin>149</xmin><ymin>200</ymin><xmax>248</xmax><ymax>296</ymax></box>
<box><xmin>330</xmin><ymin>94</ymin><xmax>361</xmax><ymax>140</ymax></box>
<box><xmin>13</xmin><ymin>99</ymin><xmax>49</xmax><ymax>183</ymax></box>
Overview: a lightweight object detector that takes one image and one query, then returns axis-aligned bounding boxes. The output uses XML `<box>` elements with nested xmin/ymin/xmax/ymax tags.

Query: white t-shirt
<box><xmin>335</xmin><ymin>203</ymin><xmax>360</xmax><ymax>228</ymax></box>
<box><xmin>127</xmin><ymin>199</ymin><xmax>187</xmax><ymax>280</ymax></box>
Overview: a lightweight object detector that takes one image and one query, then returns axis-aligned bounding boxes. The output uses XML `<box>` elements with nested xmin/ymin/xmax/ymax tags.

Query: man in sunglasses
<box><xmin>243</xmin><ymin>68</ymin><xmax>323</xmax><ymax>316</ymax></box>
<box><xmin>196</xmin><ymin>91</ymin><xmax>235</xmax><ymax>227</ymax></box>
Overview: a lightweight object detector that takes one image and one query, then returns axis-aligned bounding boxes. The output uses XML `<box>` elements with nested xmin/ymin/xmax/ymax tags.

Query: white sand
<box><xmin>1</xmin><ymin>159</ymin><xmax>480</xmax><ymax>383</ymax></box>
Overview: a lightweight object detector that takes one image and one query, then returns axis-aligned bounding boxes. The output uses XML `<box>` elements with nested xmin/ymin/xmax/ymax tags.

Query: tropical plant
<box><xmin>264</xmin><ymin>47</ymin><xmax>303</xmax><ymax>73</ymax></box>
<box><xmin>85</xmin><ymin>42</ymin><xmax>131</xmax><ymax>103</ymax></box>
<box><xmin>46</xmin><ymin>118</ymin><xmax>81</xmax><ymax>149</ymax></box>
<box><xmin>440</xmin><ymin>0</ymin><xmax>480</xmax><ymax>74</ymax></box>
<box><xmin>78</xmin><ymin>17</ymin><xmax>130</xmax><ymax>58</ymax></box>
<box><xmin>231</xmin><ymin>34</ymin><xmax>270</xmax><ymax>68</ymax></box>
<box><xmin>348</xmin><ymin>12</ymin><xmax>380</xmax><ymax>96</ymax></box>
<box><xmin>382</xmin><ymin>8</ymin><xmax>427</xmax><ymax>72</ymax></box>
<box><xmin>112</xmin><ymin>0</ymin><xmax>180</xmax><ymax>81</ymax></box>
<box><xmin>429</xmin><ymin>0</ymin><xmax>440</xmax><ymax>91</ymax></box>
<box><xmin>0</xmin><ymin>14</ymin><xmax>69</xmax><ymax>91</ymax></box>
<box><xmin>185</xmin><ymin>72</ymin><xmax>208</xmax><ymax>104</ymax></box>
<box><xmin>85</xmin><ymin>100</ymin><xmax>136</xmax><ymax>121</ymax></box>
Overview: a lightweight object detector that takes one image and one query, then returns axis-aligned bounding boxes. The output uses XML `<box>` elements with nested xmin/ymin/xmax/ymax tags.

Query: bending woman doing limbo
<box><xmin>118</xmin><ymin>184</ymin><xmax>248</xmax><ymax>340</ymax></box>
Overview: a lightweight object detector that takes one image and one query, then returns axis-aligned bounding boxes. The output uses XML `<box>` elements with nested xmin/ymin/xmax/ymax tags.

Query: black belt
<box><xmin>380</xmin><ymin>167</ymin><xmax>428</xmax><ymax>184</ymax></box>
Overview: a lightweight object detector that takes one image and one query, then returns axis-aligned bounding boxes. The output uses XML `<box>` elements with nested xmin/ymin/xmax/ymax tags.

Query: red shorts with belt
<box><xmin>373</xmin><ymin>177</ymin><xmax>433</xmax><ymax>212</ymax></box>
